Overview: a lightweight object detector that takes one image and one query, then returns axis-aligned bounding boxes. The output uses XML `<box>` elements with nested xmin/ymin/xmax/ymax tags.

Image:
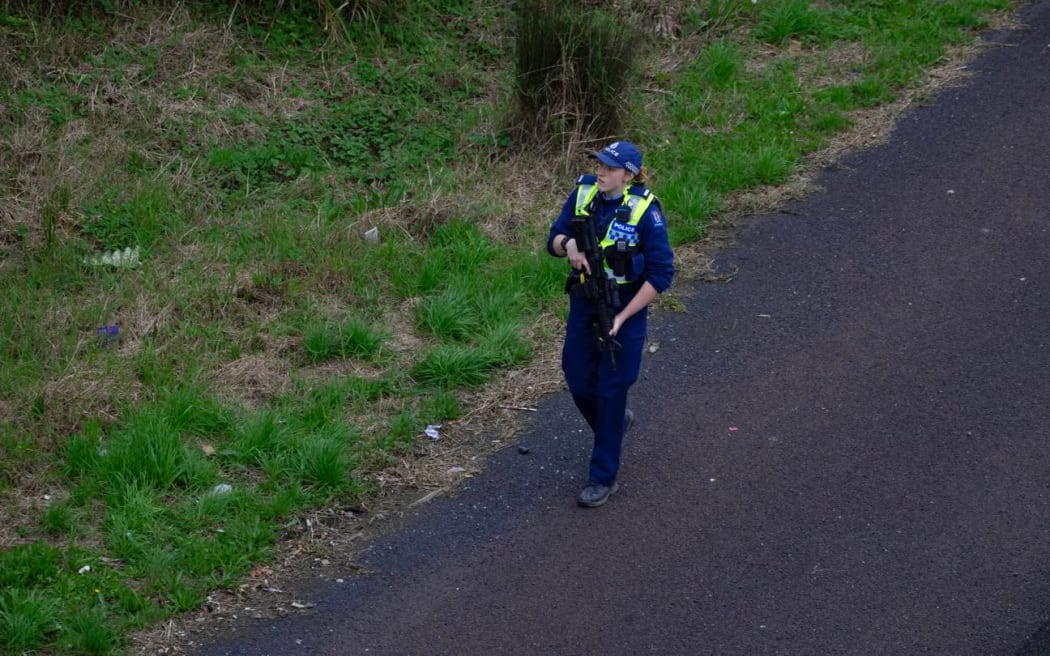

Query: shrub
<box><xmin>513</xmin><ymin>0</ymin><xmax>640</xmax><ymax>146</ymax></box>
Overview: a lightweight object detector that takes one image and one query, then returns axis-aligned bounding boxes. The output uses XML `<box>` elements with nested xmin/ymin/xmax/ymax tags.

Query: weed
<box><xmin>229</xmin><ymin>411</ymin><xmax>289</xmax><ymax>466</ymax></box>
<box><xmin>419</xmin><ymin>390</ymin><xmax>461</xmax><ymax>422</ymax></box>
<box><xmin>815</xmin><ymin>76</ymin><xmax>894</xmax><ymax>111</ymax></box>
<box><xmin>480</xmin><ymin>322</ymin><xmax>531</xmax><ymax>367</ymax></box>
<box><xmin>411</xmin><ymin>344</ymin><xmax>497</xmax><ymax>388</ymax></box>
<box><xmin>683</xmin><ymin>0</ymin><xmax>753</xmax><ymax>35</ymax></box>
<box><xmin>0</xmin><ymin>426</ymin><xmax>39</xmax><ymax>489</ymax></box>
<box><xmin>697</xmin><ymin>40</ymin><xmax>744</xmax><ymax>90</ymax></box>
<box><xmin>0</xmin><ymin>589</ymin><xmax>59</xmax><ymax>652</ymax></box>
<box><xmin>58</xmin><ymin>607</ymin><xmax>119</xmax><ymax>655</ymax></box>
<box><xmin>303</xmin><ymin>318</ymin><xmax>386</xmax><ymax>363</ymax></box>
<box><xmin>0</xmin><ymin>542</ymin><xmax>63</xmax><ymax>589</ymax></box>
<box><xmin>14</xmin><ymin>85</ymin><xmax>88</xmax><ymax>126</ymax></box>
<box><xmin>164</xmin><ymin>574</ymin><xmax>203</xmax><ymax>613</ymax></box>
<box><xmin>344</xmin><ymin>376</ymin><xmax>397</xmax><ymax>411</ymax></box>
<box><xmin>383</xmin><ymin>409</ymin><xmax>421</xmax><ymax>454</ymax></box>
<box><xmin>658</xmin><ymin>172</ymin><xmax>721</xmax><ymax>245</ymax></box>
<box><xmin>298</xmin><ymin>432</ymin><xmax>358</xmax><ymax>491</ymax></box>
<box><xmin>754</xmin><ymin>0</ymin><xmax>830</xmax><ymax>45</ymax></box>
<box><xmin>39</xmin><ymin>501</ymin><xmax>76</xmax><ymax>537</ymax></box>
<box><xmin>295</xmin><ymin>381</ymin><xmax>353</xmax><ymax>430</ymax></box>
<box><xmin>94</xmin><ymin>413</ymin><xmax>216</xmax><ymax>492</ymax></box>
<box><xmin>79</xmin><ymin>183</ymin><xmax>183</xmax><ymax>253</ymax></box>
<box><xmin>415</xmin><ymin>288</ymin><xmax>477</xmax><ymax>342</ymax></box>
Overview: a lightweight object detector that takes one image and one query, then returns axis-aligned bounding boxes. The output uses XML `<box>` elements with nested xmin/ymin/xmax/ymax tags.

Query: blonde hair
<box><xmin>631</xmin><ymin>166</ymin><xmax>650</xmax><ymax>186</ymax></box>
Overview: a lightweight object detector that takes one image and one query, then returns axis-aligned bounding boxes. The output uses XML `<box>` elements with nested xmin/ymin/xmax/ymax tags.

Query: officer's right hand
<box><xmin>567</xmin><ymin>244</ymin><xmax>591</xmax><ymax>275</ymax></box>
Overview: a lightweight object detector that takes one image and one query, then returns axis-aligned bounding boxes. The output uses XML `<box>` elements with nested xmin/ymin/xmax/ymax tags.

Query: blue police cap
<box><xmin>589</xmin><ymin>141</ymin><xmax>643</xmax><ymax>175</ymax></box>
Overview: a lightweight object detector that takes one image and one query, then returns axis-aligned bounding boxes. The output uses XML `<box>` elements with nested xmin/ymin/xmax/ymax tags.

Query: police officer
<box><xmin>547</xmin><ymin>141</ymin><xmax>675</xmax><ymax>507</ymax></box>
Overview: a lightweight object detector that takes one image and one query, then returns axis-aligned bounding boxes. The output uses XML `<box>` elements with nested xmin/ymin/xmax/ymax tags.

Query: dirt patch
<box><xmin>208</xmin><ymin>354</ymin><xmax>293</xmax><ymax>409</ymax></box>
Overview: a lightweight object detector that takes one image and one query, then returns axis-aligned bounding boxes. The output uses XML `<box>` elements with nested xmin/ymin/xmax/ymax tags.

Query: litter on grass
<box><xmin>96</xmin><ymin>325</ymin><xmax>119</xmax><ymax>346</ymax></box>
<box><xmin>84</xmin><ymin>246</ymin><xmax>141</xmax><ymax>268</ymax></box>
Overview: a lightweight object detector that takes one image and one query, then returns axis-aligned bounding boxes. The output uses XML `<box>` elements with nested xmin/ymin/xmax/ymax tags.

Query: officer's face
<box><xmin>596</xmin><ymin>162</ymin><xmax>635</xmax><ymax>195</ymax></box>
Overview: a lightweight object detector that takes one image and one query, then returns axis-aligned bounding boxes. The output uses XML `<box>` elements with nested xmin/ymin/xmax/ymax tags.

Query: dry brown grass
<box><xmin>0</xmin><ymin>4</ymin><xmax>346</xmax><ymax>257</ymax></box>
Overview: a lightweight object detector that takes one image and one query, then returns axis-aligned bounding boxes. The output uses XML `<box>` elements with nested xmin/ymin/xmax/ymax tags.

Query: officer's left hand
<box><xmin>609</xmin><ymin>313</ymin><xmax>624</xmax><ymax>337</ymax></box>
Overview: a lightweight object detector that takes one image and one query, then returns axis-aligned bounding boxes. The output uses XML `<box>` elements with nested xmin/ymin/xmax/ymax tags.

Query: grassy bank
<box><xmin>0</xmin><ymin>0</ymin><xmax>1019</xmax><ymax>652</ymax></box>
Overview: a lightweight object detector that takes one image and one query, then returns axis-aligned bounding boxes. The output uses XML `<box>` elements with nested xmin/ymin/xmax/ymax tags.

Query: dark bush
<box><xmin>513</xmin><ymin>0</ymin><xmax>640</xmax><ymax>148</ymax></box>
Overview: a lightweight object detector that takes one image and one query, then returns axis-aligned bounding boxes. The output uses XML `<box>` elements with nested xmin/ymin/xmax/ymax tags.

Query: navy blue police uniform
<box><xmin>547</xmin><ymin>174</ymin><xmax>675</xmax><ymax>490</ymax></box>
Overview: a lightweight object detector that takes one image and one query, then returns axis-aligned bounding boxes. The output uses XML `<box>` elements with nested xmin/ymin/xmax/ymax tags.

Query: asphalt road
<box><xmin>196</xmin><ymin>3</ymin><xmax>1050</xmax><ymax>654</ymax></box>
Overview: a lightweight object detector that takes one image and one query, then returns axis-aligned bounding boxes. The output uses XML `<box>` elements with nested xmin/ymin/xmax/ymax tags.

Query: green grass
<box><xmin>0</xmin><ymin>0</ymin><xmax>1019</xmax><ymax>652</ymax></box>
<box><xmin>303</xmin><ymin>318</ymin><xmax>387</xmax><ymax>363</ymax></box>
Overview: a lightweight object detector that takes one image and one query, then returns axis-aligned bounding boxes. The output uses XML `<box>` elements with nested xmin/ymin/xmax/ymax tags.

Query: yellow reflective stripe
<box><xmin>626</xmin><ymin>193</ymin><xmax>654</xmax><ymax>224</ymax></box>
<box><xmin>574</xmin><ymin>184</ymin><xmax>599</xmax><ymax>215</ymax></box>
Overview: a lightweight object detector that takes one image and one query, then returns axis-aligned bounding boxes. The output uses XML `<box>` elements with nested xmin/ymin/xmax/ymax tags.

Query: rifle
<box><xmin>568</xmin><ymin>212</ymin><xmax>621</xmax><ymax>365</ymax></box>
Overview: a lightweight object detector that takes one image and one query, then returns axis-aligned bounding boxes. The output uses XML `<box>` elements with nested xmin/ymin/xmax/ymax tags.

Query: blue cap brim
<box><xmin>589</xmin><ymin>151</ymin><xmax>625</xmax><ymax>169</ymax></box>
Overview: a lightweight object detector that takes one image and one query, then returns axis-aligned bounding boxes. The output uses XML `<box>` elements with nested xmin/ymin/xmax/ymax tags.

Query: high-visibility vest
<box><xmin>573</xmin><ymin>177</ymin><xmax>656</xmax><ymax>283</ymax></box>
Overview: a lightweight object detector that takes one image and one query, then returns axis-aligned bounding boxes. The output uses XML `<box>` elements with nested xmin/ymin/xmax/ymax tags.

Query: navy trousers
<box><xmin>561</xmin><ymin>291</ymin><xmax>647</xmax><ymax>486</ymax></box>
